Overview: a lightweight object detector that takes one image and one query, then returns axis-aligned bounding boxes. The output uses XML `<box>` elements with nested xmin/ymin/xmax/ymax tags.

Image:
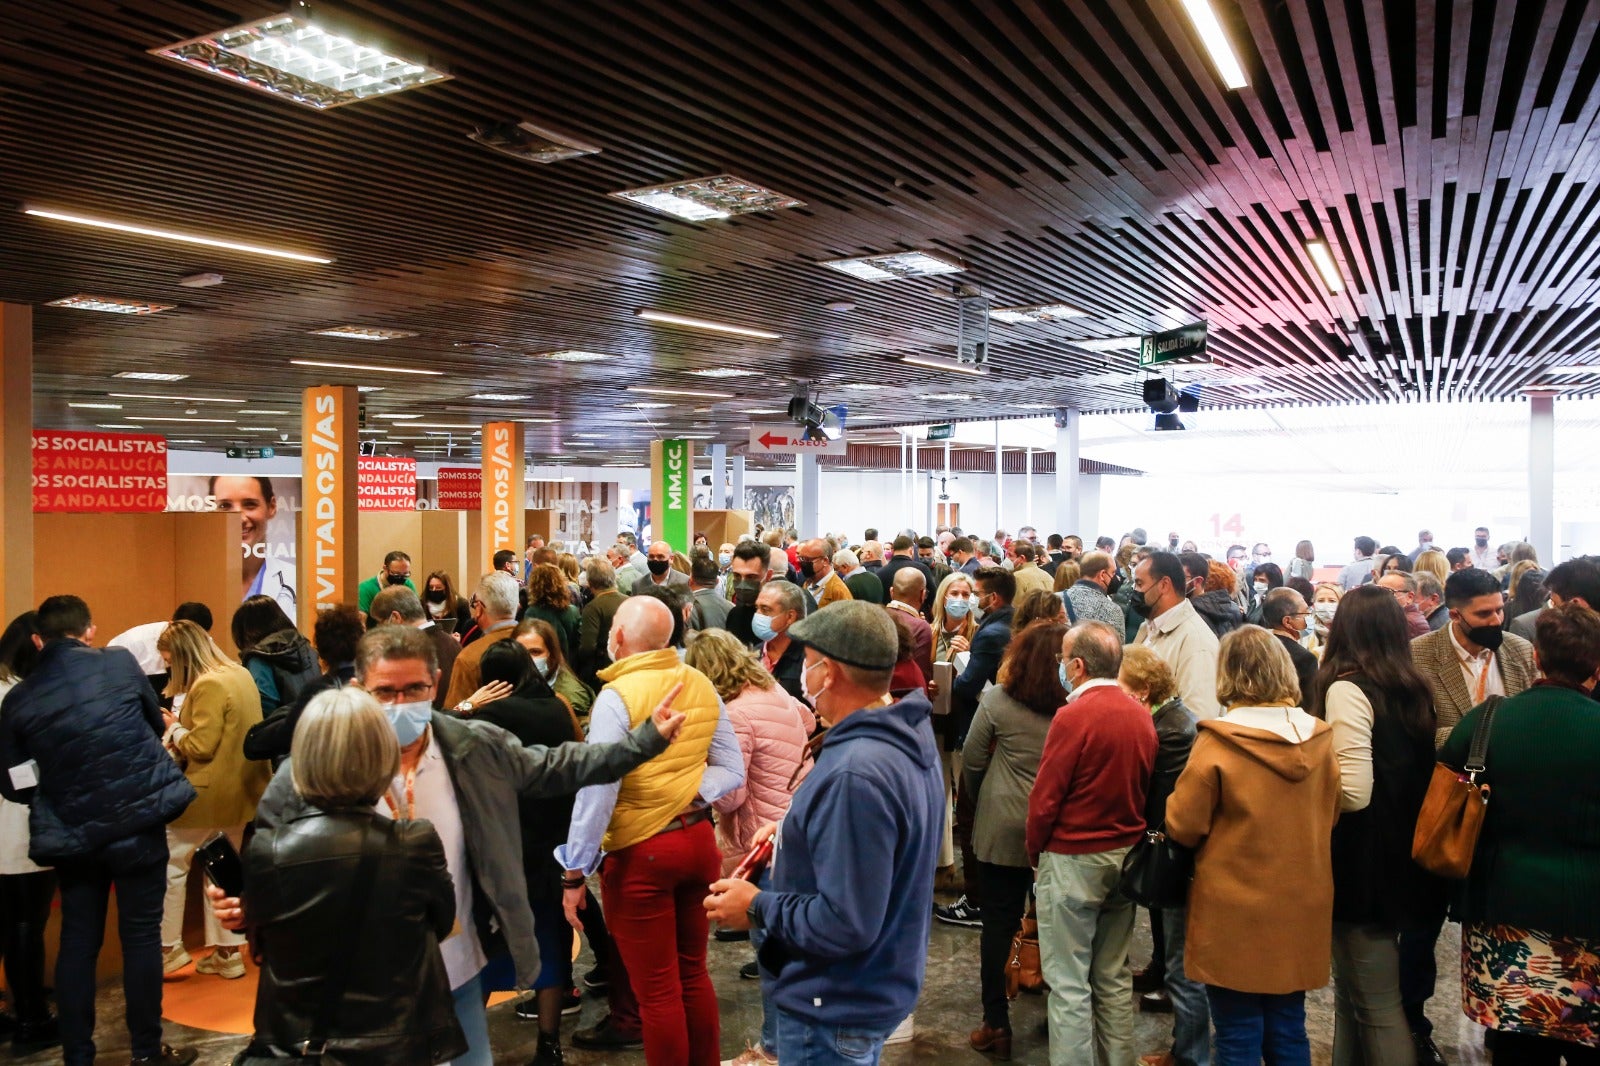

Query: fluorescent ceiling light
<box><xmin>685</xmin><ymin>367</ymin><xmax>759</xmax><ymax>378</ymax></box>
<box><xmin>901</xmin><ymin>354</ymin><xmax>990</xmax><ymax>376</ymax></box>
<box><xmin>572</xmin><ymin>432</ymin><xmax>609</xmax><ymax>439</ymax></box>
<box><xmin>98</xmin><ymin>423</ymin><xmax>146</xmax><ymax>429</ymax></box>
<box><xmin>148</xmin><ymin>11</ymin><xmax>449</xmax><ymax>110</ymax></box>
<box><xmin>139</xmin><ymin>416</ymin><xmax>237</xmax><ymax>424</ymax></box>
<box><xmin>114</xmin><ymin>371</ymin><xmax>189</xmax><ymax>381</ymax></box>
<box><xmin>1305</xmin><ymin>240</ymin><xmax>1344</xmax><ymax>293</ymax></box>
<box><xmin>358</xmin><ymin>428</ymin><xmax>386</xmax><ymax>434</ymax></box>
<box><xmin>376</xmin><ymin>413</ymin><xmax>424</xmax><ymax>420</ymax></box>
<box><xmin>409</xmin><ymin>422</ymin><xmax>478</xmax><ymax>429</ymax></box>
<box><xmin>310</xmin><ymin>326</ymin><xmax>418</xmax><ymax>341</ymax></box>
<box><xmin>1543</xmin><ymin>364</ymin><xmax>1600</xmax><ymax>376</ymax></box>
<box><xmin>536</xmin><ymin>349</ymin><xmax>612</xmax><ymax>363</ymax></box>
<box><xmin>468</xmin><ymin>393</ymin><xmax>531</xmax><ymax>401</ymax></box>
<box><xmin>515</xmin><ymin>418</ymin><xmax>557</xmax><ymax>424</ymax></box>
<box><xmin>748</xmin><ymin>408</ymin><xmax>785</xmax><ymax>415</ymax></box>
<box><xmin>169</xmin><ymin>439</ymin><xmax>206</xmax><ymax>444</ymax></box>
<box><xmin>839</xmin><ymin>382</ymin><xmax>887</xmax><ymax>391</ymax></box>
<box><xmin>46</xmin><ymin>294</ymin><xmax>175</xmax><ymax>315</ymax></box>
<box><xmin>626</xmin><ymin>402</ymin><xmax>671</xmax><ymax>409</ymax></box>
<box><xmin>636</xmin><ymin>309</ymin><xmax>781</xmax><ymax>341</ymax></box>
<box><xmin>236</xmin><ymin>426</ymin><xmax>281</xmax><ymax>431</ymax></box>
<box><xmin>108</xmin><ymin>392</ymin><xmax>246</xmax><ymax>404</ymax></box>
<box><xmin>239</xmin><ymin>409</ymin><xmax>289</xmax><ymax>414</ymax></box>
<box><xmin>821</xmin><ymin>250</ymin><xmax>965</xmax><ymax>281</ymax></box>
<box><xmin>925</xmin><ymin>392</ymin><xmax>973</xmax><ymax>401</ymax></box>
<box><xmin>676</xmin><ymin>434</ymin><xmax>716</xmax><ymax>440</ymax></box>
<box><xmin>290</xmin><ymin>359</ymin><xmax>443</xmax><ymax>375</ymax></box>
<box><xmin>626</xmin><ymin>386</ymin><xmax>733</xmax><ymax>400</ymax></box>
<box><xmin>988</xmin><ymin>303</ymin><xmax>1085</xmax><ymax>324</ymax></box>
<box><xmin>612</xmin><ymin>174</ymin><xmax>803</xmax><ymax>222</ymax></box>
<box><xmin>358</xmin><ymin>385</ymin><xmax>384</xmax><ymax>393</ymax></box>
<box><xmin>24</xmin><ymin>207</ymin><xmax>331</xmax><ymax>264</ymax></box>
<box><xmin>1179</xmin><ymin>0</ymin><xmax>1249</xmax><ymax>89</ymax></box>
<box><xmin>1009</xmin><ymin>402</ymin><xmax>1055</xmax><ymax>410</ymax></box>
<box><xmin>1070</xmin><ymin>336</ymin><xmax>1142</xmax><ymax>352</ymax></box>
<box><xmin>69</xmin><ymin>402</ymin><xmax>123</xmax><ymax>410</ymax></box>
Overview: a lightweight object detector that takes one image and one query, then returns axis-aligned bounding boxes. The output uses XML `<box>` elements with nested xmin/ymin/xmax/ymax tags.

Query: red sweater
<box><xmin>1026</xmin><ymin>681</ymin><xmax>1158</xmax><ymax>862</ymax></box>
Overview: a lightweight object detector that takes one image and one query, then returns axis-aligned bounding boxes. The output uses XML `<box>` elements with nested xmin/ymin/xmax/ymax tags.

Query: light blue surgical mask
<box><xmin>751</xmin><ymin>613</ymin><xmax>778</xmax><ymax>643</ymax></box>
<box><xmin>718</xmin><ymin>552</ymin><xmax>732</xmax><ymax>568</ymax></box>
<box><xmin>386</xmin><ymin>700</ymin><xmax>432</xmax><ymax>747</ymax></box>
<box><xmin>1059</xmin><ymin>662</ymin><xmax>1074</xmax><ymax>696</ymax></box>
<box><xmin>532</xmin><ymin>656</ymin><xmax>551</xmax><ymax>679</ymax></box>
<box><xmin>944</xmin><ymin>597</ymin><xmax>972</xmax><ymax>619</ymax></box>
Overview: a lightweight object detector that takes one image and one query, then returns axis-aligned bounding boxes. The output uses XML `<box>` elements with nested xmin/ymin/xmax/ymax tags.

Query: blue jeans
<box><xmin>1206</xmin><ymin>986</ymin><xmax>1310</xmax><ymax>1066</ymax></box>
<box><xmin>1162</xmin><ymin>906</ymin><xmax>1212</xmax><ymax>1066</ymax></box>
<box><xmin>450</xmin><ymin>971</ymin><xmax>492</xmax><ymax>1066</ymax></box>
<box><xmin>750</xmin><ymin>868</ymin><xmax>777</xmax><ymax>1054</ymax></box>
<box><xmin>55</xmin><ymin>833</ymin><xmax>169</xmax><ymax>1066</ymax></box>
<box><xmin>774</xmin><ymin>1009</ymin><xmax>895</xmax><ymax>1065</ymax></box>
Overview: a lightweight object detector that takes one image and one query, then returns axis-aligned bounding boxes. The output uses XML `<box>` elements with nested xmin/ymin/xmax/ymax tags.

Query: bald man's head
<box><xmin>610</xmin><ymin>595</ymin><xmax>674</xmax><ymax>661</ymax></box>
<box><xmin>891</xmin><ymin>566</ymin><xmax>927</xmax><ymax>607</ymax></box>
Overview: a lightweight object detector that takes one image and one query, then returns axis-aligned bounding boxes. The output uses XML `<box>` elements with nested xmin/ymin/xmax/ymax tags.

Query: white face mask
<box><xmin>801</xmin><ymin>659</ymin><xmax>827</xmax><ymax>705</ymax></box>
<box><xmin>1313</xmin><ymin>603</ymin><xmax>1338</xmax><ymax>623</ymax></box>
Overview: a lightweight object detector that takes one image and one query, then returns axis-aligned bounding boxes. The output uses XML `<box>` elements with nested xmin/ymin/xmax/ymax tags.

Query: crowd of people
<box><xmin>0</xmin><ymin>521</ymin><xmax>1596</xmax><ymax>1066</ymax></box>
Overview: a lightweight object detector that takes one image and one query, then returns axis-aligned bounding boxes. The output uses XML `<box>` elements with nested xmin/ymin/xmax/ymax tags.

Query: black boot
<box><xmin>530</xmin><ymin>1030</ymin><xmax>565</xmax><ymax>1066</ymax></box>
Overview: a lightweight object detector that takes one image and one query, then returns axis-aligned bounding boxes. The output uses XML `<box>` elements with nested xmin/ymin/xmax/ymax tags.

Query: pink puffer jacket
<box><xmin>712</xmin><ymin>681</ymin><xmax>816</xmax><ymax>874</ymax></box>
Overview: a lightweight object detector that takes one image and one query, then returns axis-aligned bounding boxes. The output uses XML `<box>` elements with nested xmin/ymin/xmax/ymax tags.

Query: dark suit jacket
<box><xmin>424</xmin><ymin>623</ymin><xmax>461</xmax><ymax>711</ymax></box>
<box><xmin>1276</xmin><ymin>633</ymin><xmax>1319</xmax><ymax>711</ymax></box>
<box><xmin>1410</xmin><ymin>625</ymin><xmax>1536</xmax><ymax>749</ymax></box>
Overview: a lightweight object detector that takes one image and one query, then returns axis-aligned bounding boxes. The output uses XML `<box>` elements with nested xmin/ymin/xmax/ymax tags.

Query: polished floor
<box><xmin>9</xmin><ymin>912</ymin><xmax>1491</xmax><ymax>1065</ymax></box>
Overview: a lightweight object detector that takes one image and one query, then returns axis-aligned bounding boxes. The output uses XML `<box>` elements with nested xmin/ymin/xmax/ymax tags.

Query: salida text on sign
<box><xmin>32</xmin><ymin>431</ymin><xmax>168</xmax><ymax>512</ymax></box>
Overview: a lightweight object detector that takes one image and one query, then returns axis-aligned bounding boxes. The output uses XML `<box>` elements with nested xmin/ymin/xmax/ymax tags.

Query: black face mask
<box><xmin>730</xmin><ymin>577</ymin><xmax>761</xmax><ymax>607</ymax></box>
<box><xmin>1475</xmin><ymin>537</ymin><xmax>1489</xmax><ymax>547</ymax></box>
<box><xmin>425</xmin><ymin>589</ymin><xmax>447</xmax><ymax>604</ymax></box>
<box><xmin>647</xmin><ymin>559</ymin><xmax>670</xmax><ymax>576</ymax></box>
<box><xmin>386</xmin><ymin>572</ymin><xmax>409</xmax><ymax>586</ymax></box>
<box><xmin>798</xmin><ymin>558</ymin><xmax>817</xmax><ymax>581</ymax></box>
<box><xmin>1464</xmin><ymin>623</ymin><xmax>1505</xmax><ymax>651</ymax></box>
<box><xmin>1129</xmin><ymin>588</ymin><xmax>1157</xmax><ymax>619</ymax></box>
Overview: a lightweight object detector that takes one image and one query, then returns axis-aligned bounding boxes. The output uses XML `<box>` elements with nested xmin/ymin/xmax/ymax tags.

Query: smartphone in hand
<box><xmin>197</xmin><ymin>832</ymin><xmax>245</xmax><ymax>898</ymax></box>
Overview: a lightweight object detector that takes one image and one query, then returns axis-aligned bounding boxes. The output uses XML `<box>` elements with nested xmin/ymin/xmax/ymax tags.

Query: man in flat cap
<box><xmin>705</xmin><ymin>601</ymin><xmax>944</xmax><ymax>1065</ymax></box>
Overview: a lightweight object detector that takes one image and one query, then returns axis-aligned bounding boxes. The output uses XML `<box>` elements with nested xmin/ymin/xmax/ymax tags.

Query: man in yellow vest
<box><xmin>556</xmin><ymin>596</ymin><xmax>744</xmax><ymax>1063</ymax></box>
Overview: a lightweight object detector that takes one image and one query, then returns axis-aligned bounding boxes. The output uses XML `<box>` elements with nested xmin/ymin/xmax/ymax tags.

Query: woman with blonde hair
<box><xmin>1166</xmin><ymin>626</ymin><xmax>1340</xmax><ymax>1064</ymax></box>
<box><xmin>1310</xmin><ymin>582</ymin><xmax>1344</xmax><ymax>646</ymax></box>
<box><xmin>157</xmin><ymin>620</ymin><xmax>270</xmax><ymax>979</ymax></box>
<box><xmin>1412</xmin><ymin>549</ymin><xmax>1449</xmax><ymax>586</ymax></box>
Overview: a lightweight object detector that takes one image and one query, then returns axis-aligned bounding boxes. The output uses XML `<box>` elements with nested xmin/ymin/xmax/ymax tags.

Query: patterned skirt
<box><xmin>1462</xmin><ymin>922</ymin><xmax>1600</xmax><ymax>1047</ymax></box>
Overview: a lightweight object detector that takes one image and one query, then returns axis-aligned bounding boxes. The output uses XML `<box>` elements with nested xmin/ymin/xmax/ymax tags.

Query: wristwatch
<box><xmin>746</xmin><ymin>896</ymin><xmax>764</xmax><ymax>930</ymax></box>
<box><xmin>457</xmin><ymin>701</ymin><xmax>474</xmax><ymax>714</ymax></box>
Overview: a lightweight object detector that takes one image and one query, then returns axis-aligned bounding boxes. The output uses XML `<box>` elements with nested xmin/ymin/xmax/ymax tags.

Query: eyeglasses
<box><xmin>367</xmin><ymin>682</ymin><xmax>434</xmax><ymax>704</ymax></box>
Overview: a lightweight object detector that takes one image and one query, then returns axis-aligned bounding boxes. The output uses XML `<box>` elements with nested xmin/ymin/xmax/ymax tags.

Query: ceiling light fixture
<box><xmin>1069</xmin><ymin>336</ymin><xmax>1143</xmax><ymax>352</ymax></box>
<box><xmin>68</xmin><ymin>402</ymin><xmax>123</xmax><ymax>410</ymax></box>
<box><xmin>114</xmin><ymin>371</ymin><xmax>189</xmax><ymax>381</ymax></box>
<box><xmin>900</xmin><ymin>354</ymin><xmax>991</xmax><ymax>376</ymax></box>
<box><xmin>107</xmin><ymin>392</ymin><xmax>247</xmax><ymax>404</ymax></box>
<box><xmin>468</xmin><ymin>119</ymin><xmax>601</xmax><ymax>163</ymax></box>
<box><xmin>178</xmin><ymin>272</ymin><xmax>225</xmax><ymax>288</ymax></box>
<box><xmin>98</xmin><ymin>423</ymin><xmax>146</xmax><ymax>430</ymax></box>
<box><xmin>138</xmin><ymin>416</ymin><xmax>237</xmax><ymax>424</ymax></box>
<box><xmin>375</xmin><ymin>413</ymin><xmax>424</xmax><ymax>420</ymax></box>
<box><xmin>839</xmin><ymin>383</ymin><xmax>887</xmax><ymax>391</ymax></box>
<box><xmin>238</xmin><ymin>409</ymin><xmax>289</xmax><ymax>415</ymax></box>
<box><xmin>408</xmin><ymin>422</ymin><xmax>479</xmax><ymax>429</ymax></box>
<box><xmin>1305</xmin><ymin>240</ymin><xmax>1345</xmax><ymax>293</ymax></box>
<box><xmin>468</xmin><ymin>393</ymin><xmax>531</xmax><ymax>401</ymax></box>
<box><xmin>685</xmin><ymin>367</ymin><xmax>759</xmax><ymax>379</ymax></box>
<box><xmin>988</xmin><ymin>303</ymin><xmax>1086</xmax><ymax>324</ymax></box>
<box><xmin>821</xmin><ymin>250</ymin><xmax>965</xmax><ymax>281</ymax></box>
<box><xmin>1009</xmin><ymin>402</ymin><xmax>1055</xmax><ymax>410</ymax></box>
<box><xmin>46</xmin><ymin>294</ymin><xmax>176</xmax><ymax>315</ymax></box>
<box><xmin>536</xmin><ymin>349</ymin><xmax>612</xmax><ymax>363</ymax></box>
<box><xmin>289</xmin><ymin>359</ymin><xmax>443</xmax><ymax>375</ymax></box>
<box><xmin>309</xmin><ymin>326</ymin><xmax>418</xmax><ymax>341</ymax></box>
<box><xmin>924</xmin><ymin>392</ymin><xmax>973</xmax><ymax>401</ymax></box>
<box><xmin>514</xmin><ymin>418</ymin><xmax>557</xmax><ymax>424</ymax></box>
<box><xmin>626</xmin><ymin>386</ymin><xmax>733</xmax><ymax>400</ymax></box>
<box><xmin>1543</xmin><ymin>364</ymin><xmax>1600</xmax><ymax>376</ymax></box>
<box><xmin>236</xmin><ymin>426</ymin><xmax>281</xmax><ymax>432</ymax></box>
<box><xmin>1179</xmin><ymin>0</ymin><xmax>1249</xmax><ymax>89</ymax></box>
<box><xmin>358</xmin><ymin>385</ymin><xmax>384</xmax><ymax>393</ymax></box>
<box><xmin>635</xmin><ymin>309</ymin><xmax>782</xmax><ymax>341</ymax></box>
<box><xmin>148</xmin><ymin>7</ymin><xmax>449</xmax><ymax>110</ymax></box>
<box><xmin>612</xmin><ymin>174</ymin><xmax>804</xmax><ymax>222</ymax></box>
<box><xmin>23</xmin><ymin>207</ymin><xmax>331</xmax><ymax>264</ymax></box>
<box><xmin>626</xmin><ymin>402</ymin><xmax>671</xmax><ymax>409</ymax></box>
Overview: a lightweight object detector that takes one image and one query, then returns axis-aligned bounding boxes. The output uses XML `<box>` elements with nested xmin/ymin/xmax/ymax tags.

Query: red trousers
<box><xmin>599</xmin><ymin>818</ymin><xmax>722</xmax><ymax>1066</ymax></box>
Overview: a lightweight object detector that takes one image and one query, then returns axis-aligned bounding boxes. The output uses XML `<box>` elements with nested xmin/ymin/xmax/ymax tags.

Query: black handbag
<box><xmin>1118</xmin><ymin>827</ymin><xmax>1194</xmax><ymax>909</ymax></box>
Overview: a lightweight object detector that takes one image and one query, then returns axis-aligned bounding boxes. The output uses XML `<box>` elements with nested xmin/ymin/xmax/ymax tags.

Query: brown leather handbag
<box><xmin>1412</xmin><ymin>696</ymin><xmax>1502</xmax><ymax>879</ymax></box>
<box><xmin>1003</xmin><ymin>899</ymin><xmax>1047</xmax><ymax>999</ymax></box>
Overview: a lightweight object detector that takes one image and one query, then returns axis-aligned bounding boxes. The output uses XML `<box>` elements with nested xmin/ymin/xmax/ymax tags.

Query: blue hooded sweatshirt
<box><xmin>748</xmin><ymin>689</ymin><xmax>944</xmax><ymax>1029</ymax></box>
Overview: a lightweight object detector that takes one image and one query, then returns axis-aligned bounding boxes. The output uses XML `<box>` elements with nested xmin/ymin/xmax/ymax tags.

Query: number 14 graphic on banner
<box><xmin>1210</xmin><ymin>513</ymin><xmax>1245</xmax><ymax>539</ymax></box>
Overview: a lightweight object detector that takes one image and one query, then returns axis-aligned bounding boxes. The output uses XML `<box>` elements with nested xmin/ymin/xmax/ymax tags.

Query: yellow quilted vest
<box><xmin>597</xmin><ymin>649</ymin><xmax>722</xmax><ymax>853</ymax></box>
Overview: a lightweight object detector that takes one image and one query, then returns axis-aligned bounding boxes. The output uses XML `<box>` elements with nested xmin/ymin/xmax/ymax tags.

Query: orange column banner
<box><xmin>300</xmin><ymin>385</ymin><xmax>359</xmax><ymax>623</ymax></box>
<box><xmin>480</xmin><ymin>421</ymin><xmax>525</xmax><ymax>573</ymax></box>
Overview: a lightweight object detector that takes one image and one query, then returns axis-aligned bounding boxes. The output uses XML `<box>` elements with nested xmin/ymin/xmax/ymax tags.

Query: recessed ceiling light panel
<box><xmin>821</xmin><ymin>250</ymin><xmax>965</xmax><ymax>281</ymax></box>
<box><xmin>989</xmin><ymin>303</ymin><xmax>1085</xmax><ymax>324</ymax></box>
<box><xmin>310</xmin><ymin>326</ymin><xmax>418</xmax><ymax>341</ymax></box>
<box><xmin>1305</xmin><ymin>240</ymin><xmax>1345</xmax><ymax>293</ymax></box>
<box><xmin>685</xmin><ymin>367</ymin><xmax>759</xmax><ymax>378</ymax></box>
<box><xmin>537</xmin><ymin>349</ymin><xmax>612</xmax><ymax>363</ymax></box>
<box><xmin>46</xmin><ymin>295</ymin><xmax>175</xmax><ymax>315</ymax></box>
<box><xmin>612</xmin><ymin>174</ymin><xmax>803</xmax><ymax>221</ymax></box>
<box><xmin>149</xmin><ymin>9</ymin><xmax>450</xmax><ymax>111</ymax></box>
<box><xmin>114</xmin><ymin>371</ymin><xmax>189</xmax><ymax>381</ymax></box>
<box><xmin>468</xmin><ymin>393</ymin><xmax>531</xmax><ymax>401</ymax></box>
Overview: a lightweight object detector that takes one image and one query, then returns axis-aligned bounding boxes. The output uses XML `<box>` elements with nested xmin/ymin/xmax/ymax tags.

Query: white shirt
<box><xmin>1448</xmin><ymin>624</ymin><xmax>1505</xmax><ymax>704</ymax></box>
<box><xmin>107</xmin><ymin>621</ymin><xmax>170</xmax><ymax>677</ymax></box>
<box><xmin>1470</xmin><ymin>545</ymin><xmax>1496</xmax><ymax>571</ymax></box>
<box><xmin>1063</xmin><ymin>676</ymin><xmax>1119</xmax><ymax>704</ymax></box>
<box><xmin>0</xmin><ymin>679</ymin><xmax>47</xmax><ymax>875</ymax></box>
<box><xmin>380</xmin><ymin>729</ymin><xmax>485</xmax><ymax>990</ymax></box>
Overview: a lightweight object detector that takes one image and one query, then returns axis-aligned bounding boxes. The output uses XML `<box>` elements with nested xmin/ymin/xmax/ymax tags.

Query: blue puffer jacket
<box><xmin>0</xmin><ymin>640</ymin><xmax>195</xmax><ymax>864</ymax></box>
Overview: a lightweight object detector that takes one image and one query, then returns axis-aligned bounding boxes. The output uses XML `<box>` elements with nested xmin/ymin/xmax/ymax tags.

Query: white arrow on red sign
<box><xmin>747</xmin><ymin>423</ymin><xmax>848</xmax><ymax>456</ymax></box>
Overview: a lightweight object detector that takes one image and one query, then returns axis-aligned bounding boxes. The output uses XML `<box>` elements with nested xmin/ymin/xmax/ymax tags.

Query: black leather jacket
<box><xmin>242</xmin><ymin>808</ymin><xmax>467</xmax><ymax>1065</ymax></box>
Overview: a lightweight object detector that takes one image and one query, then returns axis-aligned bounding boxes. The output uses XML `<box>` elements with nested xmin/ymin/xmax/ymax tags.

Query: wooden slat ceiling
<box><xmin>5</xmin><ymin>0</ymin><xmax>1600</xmax><ymax>464</ymax></box>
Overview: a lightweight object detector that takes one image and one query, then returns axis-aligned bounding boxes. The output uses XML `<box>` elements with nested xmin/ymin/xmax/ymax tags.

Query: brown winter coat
<box><xmin>1164</xmin><ymin>711</ymin><xmax>1341</xmax><ymax>994</ymax></box>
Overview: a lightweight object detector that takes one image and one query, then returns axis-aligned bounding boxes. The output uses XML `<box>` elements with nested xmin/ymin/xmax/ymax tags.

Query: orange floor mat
<box><xmin>162</xmin><ymin>950</ymin><xmax>519</xmax><ymax>1035</ymax></box>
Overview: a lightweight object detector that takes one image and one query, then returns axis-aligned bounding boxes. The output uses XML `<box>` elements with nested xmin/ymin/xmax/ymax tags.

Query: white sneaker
<box><xmin>721</xmin><ymin>1047</ymin><xmax>778</xmax><ymax>1066</ymax></box>
<box><xmin>195</xmin><ymin>948</ymin><xmax>245</xmax><ymax>979</ymax></box>
<box><xmin>886</xmin><ymin>1013</ymin><xmax>914</xmax><ymax>1045</ymax></box>
<box><xmin>161</xmin><ymin>945</ymin><xmax>192</xmax><ymax>975</ymax></box>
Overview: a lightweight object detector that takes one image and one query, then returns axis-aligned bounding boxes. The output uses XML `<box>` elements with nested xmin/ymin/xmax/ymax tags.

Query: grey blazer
<box><xmin>1409</xmin><ymin>625</ymin><xmax>1535</xmax><ymax>750</ymax></box>
<box><xmin>961</xmin><ymin>687</ymin><xmax>1053</xmax><ymax>868</ymax></box>
<box><xmin>1509</xmin><ymin>607</ymin><xmax>1543</xmax><ymax>643</ymax></box>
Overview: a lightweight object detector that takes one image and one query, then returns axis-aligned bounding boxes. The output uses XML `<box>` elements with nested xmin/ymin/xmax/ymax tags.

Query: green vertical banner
<box><xmin>650</xmin><ymin>438</ymin><xmax>693</xmax><ymax>553</ymax></box>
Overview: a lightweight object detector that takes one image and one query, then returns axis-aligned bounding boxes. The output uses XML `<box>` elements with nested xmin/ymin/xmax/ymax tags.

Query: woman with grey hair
<box><xmin>221</xmin><ymin>688</ymin><xmax>467</xmax><ymax>1064</ymax></box>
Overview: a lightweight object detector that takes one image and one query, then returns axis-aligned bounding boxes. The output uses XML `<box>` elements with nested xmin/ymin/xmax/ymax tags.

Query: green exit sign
<box><xmin>1139</xmin><ymin>323</ymin><xmax>1210</xmax><ymax>367</ymax></box>
<box><xmin>927</xmin><ymin>423</ymin><xmax>955</xmax><ymax>441</ymax></box>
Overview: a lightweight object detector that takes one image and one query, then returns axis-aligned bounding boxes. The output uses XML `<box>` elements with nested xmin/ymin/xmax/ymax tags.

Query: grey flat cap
<box><xmin>787</xmin><ymin>600</ymin><xmax>898</xmax><ymax>671</ymax></box>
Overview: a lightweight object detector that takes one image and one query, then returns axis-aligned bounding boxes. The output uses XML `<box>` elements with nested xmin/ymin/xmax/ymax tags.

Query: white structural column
<box><xmin>900</xmin><ymin>434</ymin><xmax>909</xmax><ymax>519</ymax></box>
<box><xmin>709</xmin><ymin>443</ymin><xmax>727</xmax><ymax>509</ymax></box>
<box><xmin>730</xmin><ymin>454</ymin><xmax>745</xmax><ymax>513</ymax></box>
<box><xmin>797</xmin><ymin>453</ymin><xmax>820</xmax><ymax>537</ymax></box>
<box><xmin>1055</xmin><ymin>409</ymin><xmax>1082</xmax><ymax>538</ymax></box>
<box><xmin>1529</xmin><ymin>394</ymin><xmax>1555</xmax><ymax>564</ymax></box>
<box><xmin>994</xmin><ymin>422</ymin><xmax>1003</xmax><ymax>533</ymax></box>
<box><xmin>1025</xmin><ymin>447</ymin><xmax>1034</xmax><ymax>524</ymax></box>
<box><xmin>909</xmin><ymin>435</ymin><xmax>918</xmax><ymax>533</ymax></box>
